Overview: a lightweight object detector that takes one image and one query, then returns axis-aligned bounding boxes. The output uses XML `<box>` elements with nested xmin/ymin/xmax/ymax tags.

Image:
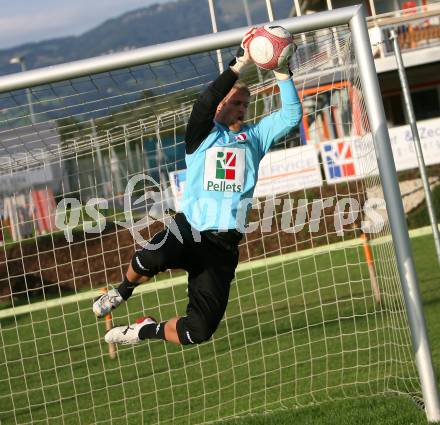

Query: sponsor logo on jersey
<box><xmin>234</xmin><ymin>133</ymin><xmax>247</xmax><ymax>143</ymax></box>
<box><xmin>216</xmin><ymin>151</ymin><xmax>236</xmax><ymax>180</ymax></box>
<box><xmin>204</xmin><ymin>147</ymin><xmax>245</xmax><ymax>192</ymax></box>
<box><xmin>322</xmin><ymin>141</ymin><xmax>355</xmax><ymax>179</ymax></box>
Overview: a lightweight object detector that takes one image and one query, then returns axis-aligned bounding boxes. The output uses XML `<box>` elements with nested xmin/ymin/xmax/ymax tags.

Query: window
<box><xmin>331</xmin><ymin>0</ymin><xmax>371</xmax><ymax>14</ymax></box>
<box><xmin>411</xmin><ymin>87</ymin><xmax>440</xmax><ymax>120</ymax></box>
<box><xmin>383</xmin><ymin>94</ymin><xmax>406</xmax><ymax>126</ymax></box>
<box><xmin>301</xmin><ymin>81</ymin><xmax>361</xmax><ymax>144</ymax></box>
<box><xmin>373</xmin><ymin>0</ymin><xmax>424</xmax><ymax>14</ymax></box>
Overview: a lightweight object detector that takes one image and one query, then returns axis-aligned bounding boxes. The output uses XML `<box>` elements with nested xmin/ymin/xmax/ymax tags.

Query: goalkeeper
<box><xmin>94</xmin><ymin>28</ymin><xmax>302</xmax><ymax>346</ymax></box>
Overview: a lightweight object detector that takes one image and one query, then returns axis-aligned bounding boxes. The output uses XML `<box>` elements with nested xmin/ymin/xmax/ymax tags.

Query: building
<box><xmin>291</xmin><ymin>0</ymin><xmax>440</xmax><ymax>127</ymax></box>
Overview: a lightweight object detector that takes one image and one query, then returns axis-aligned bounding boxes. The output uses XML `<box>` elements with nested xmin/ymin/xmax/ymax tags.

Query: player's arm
<box><xmin>185</xmin><ymin>28</ymin><xmax>256</xmax><ymax>154</ymax></box>
<box><xmin>184</xmin><ymin>69</ymin><xmax>238</xmax><ymax>154</ymax></box>
<box><xmin>253</xmin><ymin>61</ymin><xmax>303</xmax><ymax>155</ymax></box>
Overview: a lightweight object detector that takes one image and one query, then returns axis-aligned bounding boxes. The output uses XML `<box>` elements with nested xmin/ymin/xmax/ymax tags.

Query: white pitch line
<box><xmin>0</xmin><ymin>225</ymin><xmax>434</xmax><ymax>320</ymax></box>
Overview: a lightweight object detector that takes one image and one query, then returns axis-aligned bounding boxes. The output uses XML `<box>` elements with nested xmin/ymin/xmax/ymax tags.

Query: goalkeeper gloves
<box><xmin>273</xmin><ymin>41</ymin><xmax>298</xmax><ymax>81</ymax></box>
<box><xmin>229</xmin><ymin>27</ymin><xmax>257</xmax><ymax>75</ymax></box>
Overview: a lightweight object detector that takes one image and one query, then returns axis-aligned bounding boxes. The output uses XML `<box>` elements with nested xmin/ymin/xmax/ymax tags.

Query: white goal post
<box><xmin>0</xmin><ymin>4</ymin><xmax>439</xmax><ymax>424</ymax></box>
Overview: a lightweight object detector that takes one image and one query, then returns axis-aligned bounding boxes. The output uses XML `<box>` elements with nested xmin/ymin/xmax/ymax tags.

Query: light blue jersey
<box><xmin>181</xmin><ymin>79</ymin><xmax>302</xmax><ymax>232</ymax></box>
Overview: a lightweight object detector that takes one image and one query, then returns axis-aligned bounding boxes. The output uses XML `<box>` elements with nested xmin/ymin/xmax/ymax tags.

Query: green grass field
<box><xmin>0</xmin><ymin>233</ymin><xmax>439</xmax><ymax>425</ymax></box>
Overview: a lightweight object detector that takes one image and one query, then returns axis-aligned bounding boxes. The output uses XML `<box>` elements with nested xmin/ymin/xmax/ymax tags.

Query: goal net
<box><xmin>0</xmin><ymin>16</ymin><xmax>422</xmax><ymax>425</ymax></box>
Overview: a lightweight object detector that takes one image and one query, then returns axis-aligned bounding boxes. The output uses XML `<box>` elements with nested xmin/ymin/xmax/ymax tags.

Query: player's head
<box><xmin>215</xmin><ymin>82</ymin><xmax>250</xmax><ymax>132</ymax></box>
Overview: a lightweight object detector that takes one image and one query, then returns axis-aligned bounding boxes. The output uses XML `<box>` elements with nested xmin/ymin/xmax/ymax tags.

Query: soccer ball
<box><xmin>248</xmin><ymin>25</ymin><xmax>293</xmax><ymax>71</ymax></box>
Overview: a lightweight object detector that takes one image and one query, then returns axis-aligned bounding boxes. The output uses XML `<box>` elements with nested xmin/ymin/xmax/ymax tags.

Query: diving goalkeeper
<box><xmin>93</xmin><ymin>28</ymin><xmax>302</xmax><ymax>346</ymax></box>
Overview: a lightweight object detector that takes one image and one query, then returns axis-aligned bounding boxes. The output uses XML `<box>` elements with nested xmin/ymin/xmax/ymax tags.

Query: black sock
<box><xmin>138</xmin><ymin>321</ymin><xmax>167</xmax><ymax>341</ymax></box>
<box><xmin>117</xmin><ymin>277</ymin><xmax>138</xmax><ymax>300</ymax></box>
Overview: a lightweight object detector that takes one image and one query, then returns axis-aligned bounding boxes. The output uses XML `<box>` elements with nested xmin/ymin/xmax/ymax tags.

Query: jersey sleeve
<box><xmin>185</xmin><ymin>68</ymin><xmax>238</xmax><ymax>154</ymax></box>
<box><xmin>253</xmin><ymin>79</ymin><xmax>302</xmax><ymax>156</ymax></box>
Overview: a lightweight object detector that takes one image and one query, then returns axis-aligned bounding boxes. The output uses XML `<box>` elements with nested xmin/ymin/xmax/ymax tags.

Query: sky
<box><xmin>0</xmin><ymin>0</ymin><xmax>174</xmax><ymax>50</ymax></box>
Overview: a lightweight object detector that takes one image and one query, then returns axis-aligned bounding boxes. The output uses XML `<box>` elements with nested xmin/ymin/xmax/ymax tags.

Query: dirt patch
<box><xmin>1</xmin><ymin>181</ymin><xmax>368</xmax><ymax>304</ymax></box>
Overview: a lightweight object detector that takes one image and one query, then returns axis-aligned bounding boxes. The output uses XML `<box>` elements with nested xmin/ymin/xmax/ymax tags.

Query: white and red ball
<box><xmin>248</xmin><ymin>25</ymin><xmax>293</xmax><ymax>71</ymax></box>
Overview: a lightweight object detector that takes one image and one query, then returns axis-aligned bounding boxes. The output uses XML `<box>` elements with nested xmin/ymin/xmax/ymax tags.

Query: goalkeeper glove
<box><xmin>273</xmin><ymin>42</ymin><xmax>297</xmax><ymax>81</ymax></box>
<box><xmin>230</xmin><ymin>27</ymin><xmax>257</xmax><ymax>75</ymax></box>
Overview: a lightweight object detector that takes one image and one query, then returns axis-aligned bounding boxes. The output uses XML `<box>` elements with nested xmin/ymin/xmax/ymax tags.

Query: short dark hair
<box><xmin>232</xmin><ymin>81</ymin><xmax>250</xmax><ymax>96</ymax></box>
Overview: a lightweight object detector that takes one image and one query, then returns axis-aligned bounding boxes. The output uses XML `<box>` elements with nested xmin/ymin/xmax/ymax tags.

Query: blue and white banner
<box><xmin>253</xmin><ymin>144</ymin><xmax>322</xmax><ymax>197</ymax></box>
<box><xmin>321</xmin><ymin>116</ymin><xmax>440</xmax><ymax>184</ymax></box>
<box><xmin>389</xmin><ymin>118</ymin><xmax>440</xmax><ymax>171</ymax></box>
<box><xmin>169</xmin><ymin>169</ymin><xmax>187</xmax><ymax>211</ymax></box>
<box><xmin>320</xmin><ymin>137</ymin><xmax>377</xmax><ymax>184</ymax></box>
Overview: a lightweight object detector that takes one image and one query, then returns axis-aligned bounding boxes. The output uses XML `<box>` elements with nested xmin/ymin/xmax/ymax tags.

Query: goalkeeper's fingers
<box><xmin>241</xmin><ymin>27</ymin><xmax>257</xmax><ymax>48</ymax></box>
<box><xmin>229</xmin><ymin>28</ymin><xmax>256</xmax><ymax>73</ymax></box>
<box><xmin>274</xmin><ymin>41</ymin><xmax>298</xmax><ymax>77</ymax></box>
<box><xmin>291</xmin><ymin>41</ymin><xmax>298</xmax><ymax>55</ymax></box>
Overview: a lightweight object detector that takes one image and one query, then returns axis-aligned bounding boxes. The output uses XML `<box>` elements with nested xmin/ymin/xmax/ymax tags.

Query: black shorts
<box><xmin>131</xmin><ymin>213</ymin><xmax>241</xmax><ymax>344</ymax></box>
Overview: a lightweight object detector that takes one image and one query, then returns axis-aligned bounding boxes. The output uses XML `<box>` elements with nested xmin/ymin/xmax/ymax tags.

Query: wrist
<box><xmin>230</xmin><ymin>57</ymin><xmax>247</xmax><ymax>75</ymax></box>
<box><xmin>273</xmin><ymin>69</ymin><xmax>290</xmax><ymax>80</ymax></box>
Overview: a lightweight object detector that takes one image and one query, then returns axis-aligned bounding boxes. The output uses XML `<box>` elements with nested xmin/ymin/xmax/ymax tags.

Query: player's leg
<box><xmin>105</xmin><ymin>250</ymin><xmax>238</xmax><ymax>345</ymax></box>
<box><xmin>105</xmin><ymin>233</ymin><xmax>239</xmax><ymax>346</ymax></box>
<box><xmin>174</xmin><ymin>237</ymin><xmax>239</xmax><ymax>345</ymax></box>
<box><xmin>92</xmin><ymin>263</ymin><xmax>150</xmax><ymax>318</ymax></box>
<box><xmin>93</xmin><ymin>227</ymin><xmax>186</xmax><ymax>318</ymax></box>
<box><xmin>104</xmin><ymin>316</ymin><xmax>181</xmax><ymax>345</ymax></box>
<box><xmin>138</xmin><ymin>234</ymin><xmax>240</xmax><ymax>345</ymax></box>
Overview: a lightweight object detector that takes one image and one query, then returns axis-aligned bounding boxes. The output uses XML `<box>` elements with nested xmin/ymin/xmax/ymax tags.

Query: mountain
<box><xmin>0</xmin><ymin>0</ymin><xmax>292</xmax><ymax>77</ymax></box>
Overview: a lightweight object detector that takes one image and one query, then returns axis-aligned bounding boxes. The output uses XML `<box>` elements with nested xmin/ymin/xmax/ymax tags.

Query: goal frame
<box><xmin>0</xmin><ymin>4</ymin><xmax>438</xmax><ymax>421</ymax></box>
